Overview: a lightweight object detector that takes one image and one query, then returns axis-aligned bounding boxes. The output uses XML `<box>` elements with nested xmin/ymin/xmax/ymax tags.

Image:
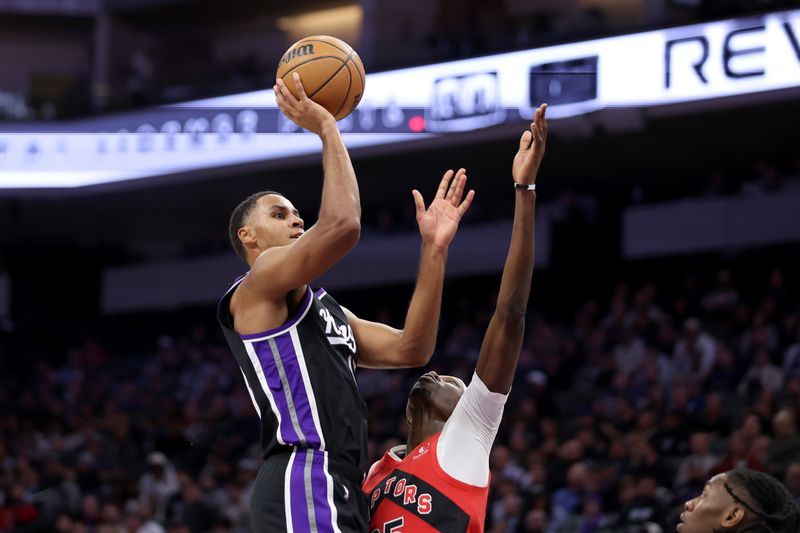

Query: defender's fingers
<box><xmin>436</xmin><ymin>169</ymin><xmax>455</xmax><ymax>199</ymax></box>
<box><xmin>536</xmin><ymin>114</ymin><xmax>547</xmax><ymax>146</ymax></box>
<box><xmin>449</xmin><ymin>174</ymin><xmax>467</xmax><ymax>206</ymax></box>
<box><xmin>412</xmin><ymin>189</ymin><xmax>425</xmax><ymax>218</ymax></box>
<box><xmin>445</xmin><ymin>168</ymin><xmax>466</xmax><ymax>201</ymax></box>
<box><xmin>532</xmin><ymin>108</ymin><xmax>542</xmax><ymax>136</ymax></box>
<box><xmin>534</xmin><ymin>119</ymin><xmax>544</xmax><ymax>144</ymax></box>
<box><xmin>540</xmin><ymin>104</ymin><xmax>548</xmax><ymax>133</ymax></box>
<box><xmin>457</xmin><ymin>189</ymin><xmax>476</xmax><ymax>216</ymax></box>
<box><xmin>519</xmin><ymin>129</ymin><xmax>533</xmax><ymax>151</ymax></box>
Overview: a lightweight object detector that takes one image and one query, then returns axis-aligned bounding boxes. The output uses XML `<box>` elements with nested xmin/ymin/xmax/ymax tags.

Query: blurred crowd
<box><xmin>1</xmin><ymin>258</ymin><xmax>799</xmax><ymax>533</ymax></box>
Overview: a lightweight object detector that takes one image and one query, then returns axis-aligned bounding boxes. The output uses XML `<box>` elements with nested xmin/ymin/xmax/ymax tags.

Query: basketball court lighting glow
<box><xmin>276</xmin><ymin>5</ymin><xmax>362</xmax><ymax>38</ymax></box>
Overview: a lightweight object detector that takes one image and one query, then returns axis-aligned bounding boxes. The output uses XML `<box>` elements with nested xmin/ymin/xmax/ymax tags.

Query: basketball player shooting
<box><xmin>363</xmin><ymin>103</ymin><xmax>548</xmax><ymax>533</ymax></box>
<box><xmin>216</xmin><ymin>73</ymin><xmax>474</xmax><ymax>533</ymax></box>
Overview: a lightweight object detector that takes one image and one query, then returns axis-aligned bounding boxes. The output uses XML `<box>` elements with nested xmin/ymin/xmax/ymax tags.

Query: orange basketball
<box><xmin>276</xmin><ymin>35</ymin><xmax>366</xmax><ymax>121</ymax></box>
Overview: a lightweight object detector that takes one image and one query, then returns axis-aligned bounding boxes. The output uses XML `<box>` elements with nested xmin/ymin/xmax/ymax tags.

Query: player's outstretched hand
<box><xmin>512</xmin><ymin>103</ymin><xmax>547</xmax><ymax>185</ymax></box>
<box><xmin>274</xmin><ymin>73</ymin><xmax>336</xmax><ymax>135</ymax></box>
<box><xmin>413</xmin><ymin>168</ymin><xmax>475</xmax><ymax>250</ymax></box>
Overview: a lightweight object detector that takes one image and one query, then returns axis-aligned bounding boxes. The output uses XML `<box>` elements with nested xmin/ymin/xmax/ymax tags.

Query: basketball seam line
<box><xmin>332</xmin><ymin>60</ymin><xmax>354</xmax><ymax>118</ymax></box>
<box><xmin>279</xmin><ymin>55</ymin><xmax>348</xmax><ymax>83</ymax></box>
<box><xmin>352</xmin><ymin>55</ymin><xmax>364</xmax><ymax>91</ymax></box>
<box><xmin>308</xmin><ymin>51</ymin><xmax>353</xmax><ymax>100</ymax></box>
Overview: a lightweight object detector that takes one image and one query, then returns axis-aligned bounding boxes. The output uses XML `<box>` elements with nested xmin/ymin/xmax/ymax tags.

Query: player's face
<box><xmin>407</xmin><ymin>371</ymin><xmax>466</xmax><ymax>423</ymax></box>
<box><xmin>677</xmin><ymin>474</ymin><xmax>737</xmax><ymax>533</ymax></box>
<box><xmin>249</xmin><ymin>195</ymin><xmax>305</xmax><ymax>249</ymax></box>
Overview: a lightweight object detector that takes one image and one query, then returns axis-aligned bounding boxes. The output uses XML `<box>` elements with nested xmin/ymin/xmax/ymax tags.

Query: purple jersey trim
<box><xmin>240</xmin><ymin>287</ymin><xmax>314</xmax><ymax>340</ymax></box>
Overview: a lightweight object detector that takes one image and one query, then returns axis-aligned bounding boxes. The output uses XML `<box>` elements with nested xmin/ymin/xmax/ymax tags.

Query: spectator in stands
<box><xmin>702</xmin><ymin>269</ymin><xmax>739</xmax><ymax>319</ymax></box>
<box><xmin>550</xmin><ymin>462</ymin><xmax>590</xmax><ymax>529</ymax></box>
<box><xmin>491</xmin><ymin>491</ymin><xmax>523</xmax><ymax>533</ymax></box>
<box><xmin>696</xmin><ymin>393</ymin><xmax>731</xmax><ymax>437</ymax></box>
<box><xmin>138</xmin><ymin>452</ymin><xmax>180</xmax><ymax>520</ymax></box>
<box><xmin>766</xmin><ymin>409</ymin><xmax>800</xmax><ymax>479</ymax></box>
<box><xmin>617</xmin><ymin>475</ymin><xmax>665</xmax><ymax>528</ymax></box>
<box><xmin>783</xmin><ymin>324</ymin><xmax>800</xmax><ymax>378</ymax></box>
<box><xmin>520</xmin><ymin>508</ymin><xmax>549</xmax><ymax>533</ymax></box>
<box><xmin>710</xmin><ymin>431</ymin><xmax>763</xmax><ymax>476</ymax></box>
<box><xmin>578</xmin><ymin>494</ymin><xmax>604</xmax><ymax>533</ymax></box>
<box><xmin>739</xmin><ymin>311</ymin><xmax>779</xmax><ymax>364</ymax></box>
<box><xmin>613</xmin><ymin>325</ymin><xmax>646</xmax><ymax>376</ymax></box>
<box><xmin>166</xmin><ymin>480</ymin><xmax>217</xmax><ymax>532</ymax></box>
<box><xmin>764</xmin><ymin>267</ymin><xmax>792</xmax><ymax>317</ymax></box>
<box><xmin>132</xmin><ymin>500</ymin><xmax>166</xmax><ymax>533</ymax></box>
<box><xmin>0</xmin><ymin>483</ymin><xmax>40</xmax><ymax>531</ymax></box>
<box><xmin>672</xmin><ymin>318</ymin><xmax>717</xmax><ymax>382</ymax></box>
<box><xmin>574</xmin><ymin>341</ymin><xmax>615</xmax><ymax>390</ymax></box>
<box><xmin>738</xmin><ymin>349</ymin><xmax>783</xmax><ymax>397</ymax></box>
<box><xmin>491</xmin><ymin>445</ymin><xmax>528</xmax><ymax>489</ymax></box>
<box><xmin>78</xmin><ymin>493</ymin><xmax>101</xmax><ymax>527</ymax></box>
<box><xmin>785</xmin><ymin>462</ymin><xmax>800</xmax><ymax>504</ymax></box>
<box><xmin>707</xmin><ymin>345</ymin><xmax>739</xmax><ymax>392</ymax></box>
<box><xmin>638</xmin><ymin>343</ymin><xmax>672</xmax><ymax>389</ymax></box>
<box><xmin>675</xmin><ymin>433</ymin><xmax>718</xmax><ymax>486</ymax></box>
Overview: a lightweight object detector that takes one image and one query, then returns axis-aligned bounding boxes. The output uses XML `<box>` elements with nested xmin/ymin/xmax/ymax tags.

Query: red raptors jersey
<box><xmin>362</xmin><ymin>433</ymin><xmax>488</xmax><ymax>533</ymax></box>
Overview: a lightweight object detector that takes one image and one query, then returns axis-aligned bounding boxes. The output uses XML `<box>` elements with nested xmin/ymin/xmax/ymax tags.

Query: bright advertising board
<box><xmin>1</xmin><ymin>8</ymin><xmax>798</xmax><ymax>189</ymax></box>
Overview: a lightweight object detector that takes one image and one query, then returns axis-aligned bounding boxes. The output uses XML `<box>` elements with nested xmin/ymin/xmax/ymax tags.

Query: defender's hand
<box><xmin>512</xmin><ymin>103</ymin><xmax>547</xmax><ymax>185</ymax></box>
<box><xmin>413</xmin><ymin>168</ymin><xmax>475</xmax><ymax>250</ymax></box>
<box><xmin>274</xmin><ymin>73</ymin><xmax>336</xmax><ymax>135</ymax></box>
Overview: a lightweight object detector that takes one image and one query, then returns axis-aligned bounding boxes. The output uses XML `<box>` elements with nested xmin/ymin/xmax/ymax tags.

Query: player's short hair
<box><xmin>719</xmin><ymin>468</ymin><xmax>800</xmax><ymax>533</ymax></box>
<box><xmin>229</xmin><ymin>191</ymin><xmax>285</xmax><ymax>263</ymax></box>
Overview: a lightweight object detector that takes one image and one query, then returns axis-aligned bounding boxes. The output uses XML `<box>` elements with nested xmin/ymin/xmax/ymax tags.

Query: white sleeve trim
<box><xmin>436</xmin><ymin>372</ymin><xmax>508</xmax><ymax>486</ymax></box>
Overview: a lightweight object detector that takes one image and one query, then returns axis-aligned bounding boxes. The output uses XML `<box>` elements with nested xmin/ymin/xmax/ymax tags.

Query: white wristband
<box><xmin>514</xmin><ymin>182</ymin><xmax>536</xmax><ymax>191</ymax></box>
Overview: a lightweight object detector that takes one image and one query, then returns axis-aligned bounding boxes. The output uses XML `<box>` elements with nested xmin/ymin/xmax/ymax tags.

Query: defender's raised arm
<box><xmin>347</xmin><ymin>168</ymin><xmax>475</xmax><ymax>369</ymax></box>
<box><xmin>475</xmin><ymin>103</ymin><xmax>547</xmax><ymax>393</ymax></box>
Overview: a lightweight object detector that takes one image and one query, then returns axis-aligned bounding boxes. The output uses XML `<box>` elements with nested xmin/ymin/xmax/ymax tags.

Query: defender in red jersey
<box><xmin>363</xmin><ymin>103</ymin><xmax>549</xmax><ymax>533</ymax></box>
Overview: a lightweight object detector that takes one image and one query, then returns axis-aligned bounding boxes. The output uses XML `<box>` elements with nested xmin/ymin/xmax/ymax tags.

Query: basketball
<box><xmin>276</xmin><ymin>35</ymin><xmax>366</xmax><ymax>121</ymax></box>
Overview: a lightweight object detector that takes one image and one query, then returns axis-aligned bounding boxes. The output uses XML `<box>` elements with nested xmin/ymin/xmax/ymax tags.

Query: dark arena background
<box><xmin>2</xmin><ymin>0</ymin><xmax>800</xmax><ymax>532</ymax></box>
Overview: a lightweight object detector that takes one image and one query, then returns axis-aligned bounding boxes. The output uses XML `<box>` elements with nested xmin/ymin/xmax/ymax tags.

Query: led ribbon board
<box><xmin>1</xmin><ymin>8</ymin><xmax>798</xmax><ymax>189</ymax></box>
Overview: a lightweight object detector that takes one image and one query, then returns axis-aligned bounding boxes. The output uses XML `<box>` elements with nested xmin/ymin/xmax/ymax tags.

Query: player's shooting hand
<box><xmin>274</xmin><ymin>73</ymin><xmax>336</xmax><ymax>135</ymax></box>
<box><xmin>512</xmin><ymin>103</ymin><xmax>547</xmax><ymax>185</ymax></box>
<box><xmin>413</xmin><ymin>168</ymin><xmax>475</xmax><ymax>250</ymax></box>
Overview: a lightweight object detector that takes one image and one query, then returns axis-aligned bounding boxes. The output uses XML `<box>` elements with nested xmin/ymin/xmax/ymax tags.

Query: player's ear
<box><xmin>722</xmin><ymin>505</ymin><xmax>746</xmax><ymax>528</ymax></box>
<box><xmin>238</xmin><ymin>226</ymin><xmax>256</xmax><ymax>248</ymax></box>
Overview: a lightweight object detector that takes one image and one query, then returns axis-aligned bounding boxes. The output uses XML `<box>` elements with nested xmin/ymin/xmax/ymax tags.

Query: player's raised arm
<box><xmin>243</xmin><ymin>73</ymin><xmax>361</xmax><ymax>299</ymax></box>
<box><xmin>347</xmin><ymin>168</ymin><xmax>475</xmax><ymax>368</ymax></box>
<box><xmin>475</xmin><ymin>104</ymin><xmax>547</xmax><ymax>393</ymax></box>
